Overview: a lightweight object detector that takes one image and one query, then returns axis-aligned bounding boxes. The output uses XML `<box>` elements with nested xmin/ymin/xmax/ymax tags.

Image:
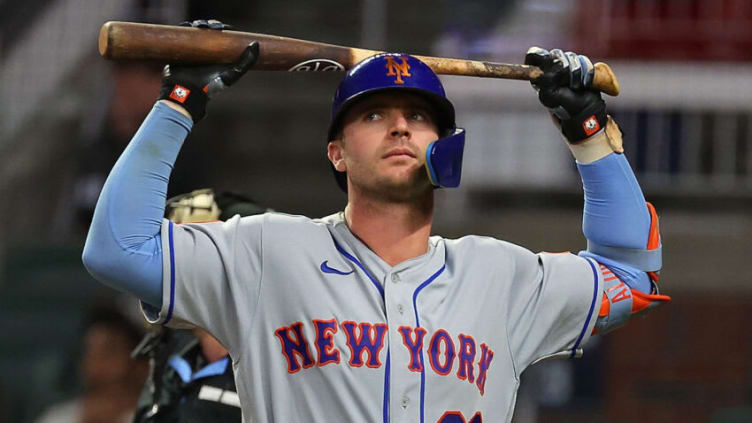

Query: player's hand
<box><xmin>525</xmin><ymin>47</ymin><xmax>607</xmax><ymax>143</ymax></box>
<box><xmin>159</xmin><ymin>20</ymin><xmax>259</xmax><ymax>122</ymax></box>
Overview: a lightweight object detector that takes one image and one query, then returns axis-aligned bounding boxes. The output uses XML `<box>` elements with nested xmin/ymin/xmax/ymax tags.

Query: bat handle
<box><xmin>592</xmin><ymin>62</ymin><xmax>620</xmax><ymax>96</ymax></box>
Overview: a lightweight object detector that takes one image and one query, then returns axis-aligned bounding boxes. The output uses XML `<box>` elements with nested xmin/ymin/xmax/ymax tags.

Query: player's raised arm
<box><xmin>82</xmin><ymin>20</ymin><xmax>258</xmax><ymax>308</ymax></box>
<box><xmin>525</xmin><ymin>47</ymin><xmax>670</xmax><ymax>335</ymax></box>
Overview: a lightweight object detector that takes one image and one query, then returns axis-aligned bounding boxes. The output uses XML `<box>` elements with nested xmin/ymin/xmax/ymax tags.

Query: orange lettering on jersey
<box><xmin>611</xmin><ymin>287</ymin><xmax>632</xmax><ymax>303</ymax></box>
<box><xmin>606</xmin><ymin>281</ymin><xmax>625</xmax><ymax>293</ymax></box>
<box><xmin>385</xmin><ymin>56</ymin><xmax>411</xmax><ymax>84</ymax></box>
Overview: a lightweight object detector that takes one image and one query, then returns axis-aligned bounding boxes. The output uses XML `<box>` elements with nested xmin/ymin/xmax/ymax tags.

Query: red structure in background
<box><xmin>576</xmin><ymin>0</ymin><xmax>752</xmax><ymax>61</ymax></box>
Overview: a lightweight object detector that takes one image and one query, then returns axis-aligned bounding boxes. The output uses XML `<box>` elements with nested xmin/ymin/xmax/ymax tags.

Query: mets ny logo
<box><xmin>386</xmin><ymin>56</ymin><xmax>411</xmax><ymax>84</ymax></box>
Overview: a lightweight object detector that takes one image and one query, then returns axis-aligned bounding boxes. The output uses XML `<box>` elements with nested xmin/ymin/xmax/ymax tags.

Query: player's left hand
<box><xmin>525</xmin><ymin>47</ymin><xmax>607</xmax><ymax>143</ymax></box>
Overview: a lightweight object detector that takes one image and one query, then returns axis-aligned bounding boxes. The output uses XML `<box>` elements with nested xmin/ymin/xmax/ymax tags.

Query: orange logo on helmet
<box><xmin>385</xmin><ymin>56</ymin><xmax>411</xmax><ymax>84</ymax></box>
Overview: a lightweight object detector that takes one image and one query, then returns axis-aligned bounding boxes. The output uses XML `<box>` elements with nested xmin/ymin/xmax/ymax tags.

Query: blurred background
<box><xmin>1</xmin><ymin>0</ymin><xmax>751</xmax><ymax>422</ymax></box>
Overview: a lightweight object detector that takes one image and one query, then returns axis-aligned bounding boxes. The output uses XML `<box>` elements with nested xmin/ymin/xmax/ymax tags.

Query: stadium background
<box><xmin>0</xmin><ymin>0</ymin><xmax>751</xmax><ymax>421</ymax></box>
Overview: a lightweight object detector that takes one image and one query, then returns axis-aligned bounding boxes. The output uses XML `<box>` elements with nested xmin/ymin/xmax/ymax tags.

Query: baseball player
<box><xmin>83</xmin><ymin>20</ymin><xmax>670</xmax><ymax>423</ymax></box>
<box><xmin>133</xmin><ymin>189</ymin><xmax>265</xmax><ymax>423</ymax></box>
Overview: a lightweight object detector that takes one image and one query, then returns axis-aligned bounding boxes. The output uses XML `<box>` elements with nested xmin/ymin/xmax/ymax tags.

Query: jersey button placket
<box><xmin>384</xmin><ymin>271</ymin><xmax>420</xmax><ymax>422</ymax></box>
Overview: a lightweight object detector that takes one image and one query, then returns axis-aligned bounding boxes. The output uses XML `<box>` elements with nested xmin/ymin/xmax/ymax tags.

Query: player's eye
<box><xmin>364</xmin><ymin>111</ymin><xmax>382</xmax><ymax>121</ymax></box>
<box><xmin>408</xmin><ymin>110</ymin><xmax>435</xmax><ymax>126</ymax></box>
<box><xmin>408</xmin><ymin>112</ymin><xmax>426</xmax><ymax>121</ymax></box>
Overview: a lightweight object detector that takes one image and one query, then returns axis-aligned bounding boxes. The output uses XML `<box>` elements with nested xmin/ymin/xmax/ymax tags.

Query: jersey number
<box><xmin>438</xmin><ymin>411</ymin><xmax>482</xmax><ymax>423</ymax></box>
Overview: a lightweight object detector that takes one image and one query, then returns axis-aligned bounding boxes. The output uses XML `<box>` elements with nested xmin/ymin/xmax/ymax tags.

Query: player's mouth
<box><xmin>382</xmin><ymin>147</ymin><xmax>416</xmax><ymax>159</ymax></box>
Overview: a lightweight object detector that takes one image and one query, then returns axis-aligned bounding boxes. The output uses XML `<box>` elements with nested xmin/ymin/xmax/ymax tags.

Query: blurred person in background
<box><xmin>133</xmin><ymin>189</ymin><xmax>266</xmax><ymax>423</ymax></box>
<box><xmin>71</xmin><ymin>63</ymin><xmax>206</xmax><ymax>236</ymax></box>
<box><xmin>72</xmin><ymin>63</ymin><xmax>163</xmax><ymax>232</ymax></box>
<box><xmin>34</xmin><ymin>305</ymin><xmax>148</xmax><ymax>423</ymax></box>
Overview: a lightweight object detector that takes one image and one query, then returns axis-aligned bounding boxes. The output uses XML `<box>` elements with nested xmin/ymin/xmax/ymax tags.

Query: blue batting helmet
<box><xmin>327</xmin><ymin>53</ymin><xmax>466</xmax><ymax>191</ymax></box>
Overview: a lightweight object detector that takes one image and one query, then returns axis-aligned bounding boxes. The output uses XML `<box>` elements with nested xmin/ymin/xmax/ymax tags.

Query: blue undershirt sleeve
<box><xmin>576</xmin><ymin>153</ymin><xmax>652</xmax><ymax>293</ymax></box>
<box><xmin>82</xmin><ymin>102</ymin><xmax>193</xmax><ymax>307</ymax></box>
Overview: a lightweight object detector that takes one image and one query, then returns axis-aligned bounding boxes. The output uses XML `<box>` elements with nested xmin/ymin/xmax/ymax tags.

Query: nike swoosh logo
<box><xmin>320</xmin><ymin>260</ymin><xmax>354</xmax><ymax>275</ymax></box>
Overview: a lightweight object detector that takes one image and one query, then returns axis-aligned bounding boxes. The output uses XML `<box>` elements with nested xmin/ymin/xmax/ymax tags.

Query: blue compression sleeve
<box><xmin>82</xmin><ymin>102</ymin><xmax>193</xmax><ymax>307</ymax></box>
<box><xmin>577</xmin><ymin>153</ymin><xmax>652</xmax><ymax>293</ymax></box>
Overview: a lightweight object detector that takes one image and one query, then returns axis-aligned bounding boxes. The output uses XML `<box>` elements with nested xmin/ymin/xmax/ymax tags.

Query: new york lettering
<box><xmin>274</xmin><ymin>319</ymin><xmax>494</xmax><ymax>396</ymax></box>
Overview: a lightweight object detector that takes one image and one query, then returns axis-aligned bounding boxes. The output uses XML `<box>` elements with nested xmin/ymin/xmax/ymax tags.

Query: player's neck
<box><xmin>344</xmin><ymin>192</ymin><xmax>434</xmax><ymax>267</ymax></box>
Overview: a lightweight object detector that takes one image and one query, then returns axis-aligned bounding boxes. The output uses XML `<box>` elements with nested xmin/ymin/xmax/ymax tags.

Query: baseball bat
<box><xmin>99</xmin><ymin>21</ymin><xmax>620</xmax><ymax>96</ymax></box>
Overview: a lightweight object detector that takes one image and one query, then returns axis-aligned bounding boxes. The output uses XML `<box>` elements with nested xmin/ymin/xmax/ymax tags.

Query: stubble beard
<box><xmin>353</xmin><ymin>164</ymin><xmax>433</xmax><ymax>204</ymax></box>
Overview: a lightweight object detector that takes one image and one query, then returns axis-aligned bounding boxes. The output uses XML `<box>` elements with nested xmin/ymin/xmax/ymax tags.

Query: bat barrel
<box><xmin>99</xmin><ymin>21</ymin><xmax>358</xmax><ymax>71</ymax></box>
<box><xmin>100</xmin><ymin>21</ymin><xmax>263</xmax><ymax>64</ymax></box>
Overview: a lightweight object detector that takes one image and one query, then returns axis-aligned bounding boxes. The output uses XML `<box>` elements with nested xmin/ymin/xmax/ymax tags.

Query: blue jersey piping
<box><xmin>570</xmin><ymin>258</ymin><xmax>599</xmax><ymax>358</ymax></box>
<box><xmin>165</xmin><ymin>221</ymin><xmax>176</xmax><ymax>324</ymax></box>
<box><xmin>333</xmin><ymin>240</ymin><xmax>384</xmax><ymax>298</ymax></box>
<box><xmin>413</xmin><ymin>264</ymin><xmax>446</xmax><ymax>423</ymax></box>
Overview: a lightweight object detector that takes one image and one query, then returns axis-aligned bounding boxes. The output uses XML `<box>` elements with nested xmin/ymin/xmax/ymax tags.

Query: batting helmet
<box><xmin>327</xmin><ymin>53</ymin><xmax>466</xmax><ymax>191</ymax></box>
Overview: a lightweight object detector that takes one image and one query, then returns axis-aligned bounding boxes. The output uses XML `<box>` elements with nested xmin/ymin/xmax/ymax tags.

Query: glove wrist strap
<box><xmin>567</xmin><ymin>116</ymin><xmax>624</xmax><ymax>163</ymax></box>
<box><xmin>561</xmin><ymin>100</ymin><xmax>608</xmax><ymax>143</ymax></box>
<box><xmin>158</xmin><ymin>81</ymin><xmax>208</xmax><ymax>123</ymax></box>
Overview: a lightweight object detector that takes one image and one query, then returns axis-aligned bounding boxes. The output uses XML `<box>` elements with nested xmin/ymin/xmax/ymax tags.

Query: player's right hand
<box><xmin>159</xmin><ymin>20</ymin><xmax>259</xmax><ymax>123</ymax></box>
<box><xmin>525</xmin><ymin>46</ymin><xmax>607</xmax><ymax>143</ymax></box>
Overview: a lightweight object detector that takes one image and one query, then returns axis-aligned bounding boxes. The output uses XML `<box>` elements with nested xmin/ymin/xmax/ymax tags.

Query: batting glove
<box><xmin>525</xmin><ymin>47</ymin><xmax>607</xmax><ymax>143</ymax></box>
<box><xmin>159</xmin><ymin>20</ymin><xmax>259</xmax><ymax>123</ymax></box>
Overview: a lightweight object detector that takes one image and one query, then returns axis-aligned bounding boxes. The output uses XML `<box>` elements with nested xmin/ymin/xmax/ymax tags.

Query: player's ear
<box><xmin>327</xmin><ymin>140</ymin><xmax>347</xmax><ymax>172</ymax></box>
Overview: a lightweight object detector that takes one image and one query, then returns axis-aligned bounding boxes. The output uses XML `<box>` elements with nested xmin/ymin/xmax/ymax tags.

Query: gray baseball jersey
<box><xmin>142</xmin><ymin>212</ymin><xmax>602</xmax><ymax>423</ymax></box>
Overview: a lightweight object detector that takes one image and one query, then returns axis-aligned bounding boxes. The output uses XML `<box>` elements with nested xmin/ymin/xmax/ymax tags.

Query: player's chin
<box><xmin>380</xmin><ymin>167</ymin><xmax>420</xmax><ymax>186</ymax></box>
<box><xmin>378</xmin><ymin>170</ymin><xmax>432</xmax><ymax>199</ymax></box>
<box><xmin>381</xmin><ymin>159</ymin><xmax>423</xmax><ymax>176</ymax></box>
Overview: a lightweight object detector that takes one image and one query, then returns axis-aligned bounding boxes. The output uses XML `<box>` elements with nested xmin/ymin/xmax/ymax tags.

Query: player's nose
<box><xmin>388</xmin><ymin>111</ymin><xmax>410</xmax><ymax>139</ymax></box>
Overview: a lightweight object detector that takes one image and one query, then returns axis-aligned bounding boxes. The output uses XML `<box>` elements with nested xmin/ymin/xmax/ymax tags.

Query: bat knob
<box><xmin>593</xmin><ymin>62</ymin><xmax>620</xmax><ymax>96</ymax></box>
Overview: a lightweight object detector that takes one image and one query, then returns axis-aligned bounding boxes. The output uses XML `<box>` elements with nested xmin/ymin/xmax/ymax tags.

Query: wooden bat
<box><xmin>99</xmin><ymin>21</ymin><xmax>620</xmax><ymax>96</ymax></box>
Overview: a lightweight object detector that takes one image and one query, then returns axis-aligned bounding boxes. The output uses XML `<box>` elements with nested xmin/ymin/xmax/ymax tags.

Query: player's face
<box><xmin>329</xmin><ymin>91</ymin><xmax>440</xmax><ymax>200</ymax></box>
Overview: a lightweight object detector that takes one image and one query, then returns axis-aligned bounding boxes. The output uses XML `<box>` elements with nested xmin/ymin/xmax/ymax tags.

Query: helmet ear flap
<box><xmin>425</xmin><ymin>128</ymin><xmax>466</xmax><ymax>188</ymax></box>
